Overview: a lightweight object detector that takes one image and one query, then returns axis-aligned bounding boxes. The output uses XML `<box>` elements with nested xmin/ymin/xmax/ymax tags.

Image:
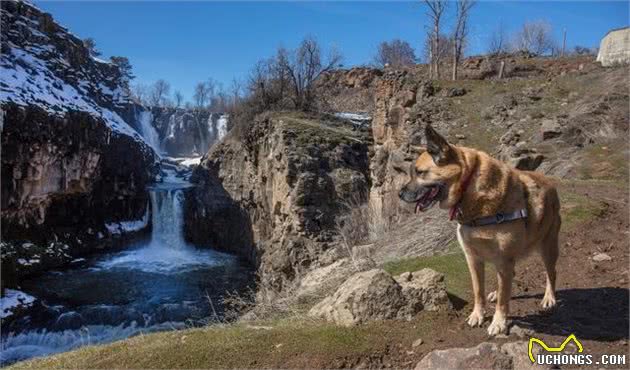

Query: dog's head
<box><xmin>399</xmin><ymin>124</ymin><xmax>465</xmax><ymax>212</ymax></box>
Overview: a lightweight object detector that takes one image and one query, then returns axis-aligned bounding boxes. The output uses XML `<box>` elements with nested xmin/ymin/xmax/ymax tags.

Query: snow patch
<box><xmin>334</xmin><ymin>112</ymin><xmax>372</xmax><ymax>127</ymax></box>
<box><xmin>1</xmin><ymin>289</ymin><xmax>36</xmax><ymax>319</ymax></box>
<box><xmin>105</xmin><ymin>203</ymin><xmax>150</xmax><ymax>235</ymax></box>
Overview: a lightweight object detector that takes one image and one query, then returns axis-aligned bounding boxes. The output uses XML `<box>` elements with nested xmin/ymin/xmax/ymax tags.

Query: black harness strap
<box><xmin>462</xmin><ymin>208</ymin><xmax>528</xmax><ymax>227</ymax></box>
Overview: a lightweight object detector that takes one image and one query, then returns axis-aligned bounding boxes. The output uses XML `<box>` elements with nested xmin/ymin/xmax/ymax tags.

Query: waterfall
<box><xmin>96</xmin><ymin>182</ymin><xmax>217</xmax><ymax>273</ymax></box>
<box><xmin>216</xmin><ymin>114</ymin><xmax>228</xmax><ymax>142</ymax></box>
<box><xmin>149</xmin><ymin>190</ymin><xmax>186</xmax><ymax>250</ymax></box>
<box><xmin>137</xmin><ymin>110</ymin><xmax>161</xmax><ymax>154</ymax></box>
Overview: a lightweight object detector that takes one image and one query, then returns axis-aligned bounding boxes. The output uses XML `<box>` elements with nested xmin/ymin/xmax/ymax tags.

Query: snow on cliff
<box><xmin>0</xmin><ymin>0</ymin><xmax>149</xmax><ymax>146</ymax></box>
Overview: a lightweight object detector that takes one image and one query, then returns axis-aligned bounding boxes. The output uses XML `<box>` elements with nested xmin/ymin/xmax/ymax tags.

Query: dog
<box><xmin>399</xmin><ymin>124</ymin><xmax>561</xmax><ymax>335</ymax></box>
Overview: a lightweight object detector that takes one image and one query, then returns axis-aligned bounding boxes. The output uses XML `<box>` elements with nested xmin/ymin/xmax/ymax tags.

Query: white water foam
<box><xmin>96</xmin><ymin>188</ymin><xmax>232</xmax><ymax>274</ymax></box>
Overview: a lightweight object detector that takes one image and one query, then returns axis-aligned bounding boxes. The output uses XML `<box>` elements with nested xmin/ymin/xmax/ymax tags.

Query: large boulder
<box><xmin>416</xmin><ymin>341</ymin><xmax>546</xmax><ymax>370</ymax></box>
<box><xmin>308</xmin><ymin>269</ymin><xmax>406</xmax><ymax>326</ymax></box>
<box><xmin>309</xmin><ymin>268</ymin><xmax>450</xmax><ymax>326</ymax></box>
<box><xmin>416</xmin><ymin>343</ymin><xmax>511</xmax><ymax>370</ymax></box>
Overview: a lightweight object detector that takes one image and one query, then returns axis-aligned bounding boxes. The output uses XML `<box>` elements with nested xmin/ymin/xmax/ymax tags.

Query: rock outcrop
<box><xmin>309</xmin><ymin>268</ymin><xmax>450</xmax><ymax>326</ymax></box>
<box><xmin>416</xmin><ymin>341</ymin><xmax>546</xmax><ymax>370</ymax></box>
<box><xmin>597</xmin><ymin>27</ymin><xmax>630</xmax><ymax>67</ymax></box>
<box><xmin>185</xmin><ymin>112</ymin><xmax>371</xmax><ymax>293</ymax></box>
<box><xmin>1</xmin><ymin>0</ymin><xmax>157</xmax><ymax>286</ymax></box>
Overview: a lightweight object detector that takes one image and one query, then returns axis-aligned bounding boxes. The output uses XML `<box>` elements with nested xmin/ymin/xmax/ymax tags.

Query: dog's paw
<box><xmin>541</xmin><ymin>294</ymin><xmax>557</xmax><ymax>309</ymax></box>
<box><xmin>466</xmin><ymin>310</ymin><xmax>485</xmax><ymax>327</ymax></box>
<box><xmin>487</xmin><ymin>291</ymin><xmax>497</xmax><ymax>303</ymax></box>
<box><xmin>487</xmin><ymin>316</ymin><xmax>508</xmax><ymax>336</ymax></box>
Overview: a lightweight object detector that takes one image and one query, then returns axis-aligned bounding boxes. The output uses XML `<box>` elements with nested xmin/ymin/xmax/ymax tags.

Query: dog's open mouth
<box><xmin>415</xmin><ymin>186</ymin><xmax>442</xmax><ymax>213</ymax></box>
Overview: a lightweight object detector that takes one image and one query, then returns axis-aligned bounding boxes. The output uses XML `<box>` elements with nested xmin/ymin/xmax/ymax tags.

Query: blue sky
<box><xmin>35</xmin><ymin>1</ymin><xmax>628</xmax><ymax>102</ymax></box>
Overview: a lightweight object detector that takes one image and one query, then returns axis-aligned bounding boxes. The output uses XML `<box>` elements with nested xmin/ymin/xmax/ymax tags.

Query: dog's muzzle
<box><xmin>399</xmin><ymin>184</ymin><xmax>443</xmax><ymax>213</ymax></box>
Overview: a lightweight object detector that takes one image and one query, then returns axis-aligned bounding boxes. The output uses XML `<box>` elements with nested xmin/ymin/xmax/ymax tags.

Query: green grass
<box><xmin>576</xmin><ymin>140</ymin><xmax>629</xmax><ymax>181</ymax></box>
<box><xmin>278</xmin><ymin>113</ymin><xmax>366</xmax><ymax>150</ymax></box>
<box><xmin>10</xmin><ymin>315</ymin><xmax>446</xmax><ymax>369</ymax></box>
<box><xmin>559</xmin><ymin>186</ymin><xmax>609</xmax><ymax>231</ymax></box>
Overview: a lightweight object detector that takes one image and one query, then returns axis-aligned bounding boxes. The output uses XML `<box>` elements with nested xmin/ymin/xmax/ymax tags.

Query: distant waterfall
<box><xmin>216</xmin><ymin>114</ymin><xmax>228</xmax><ymax>142</ymax></box>
<box><xmin>137</xmin><ymin>110</ymin><xmax>161</xmax><ymax>154</ymax></box>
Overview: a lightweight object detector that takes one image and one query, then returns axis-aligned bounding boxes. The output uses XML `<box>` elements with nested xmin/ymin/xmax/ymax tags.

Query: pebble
<box><xmin>412</xmin><ymin>338</ymin><xmax>424</xmax><ymax>347</ymax></box>
<box><xmin>592</xmin><ymin>253</ymin><xmax>612</xmax><ymax>262</ymax></box>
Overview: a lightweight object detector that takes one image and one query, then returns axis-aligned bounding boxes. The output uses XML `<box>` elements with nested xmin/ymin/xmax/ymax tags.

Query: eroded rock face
<box><xmin>1</xmin><ymin>1</ymin><xmax>157</xmax><ymax>286</ymax></box>
<box><xmin>185</xmin><ymin>113</ymin><xmax>371</xmax><ymax>293</ymax></box>
<box><xmin>309</xmin><ymin>268</ymin><xmax>451</xmax><ymax>326</ymax></box>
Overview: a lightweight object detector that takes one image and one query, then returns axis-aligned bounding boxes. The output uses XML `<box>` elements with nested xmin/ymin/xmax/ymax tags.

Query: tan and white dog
<box><xmin>399</xmin><ymin>124</ymin><xmax>561</xmax><ymax>335</ymax></box>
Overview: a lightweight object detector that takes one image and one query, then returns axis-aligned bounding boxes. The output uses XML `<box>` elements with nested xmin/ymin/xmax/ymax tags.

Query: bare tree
<box><xmin>174</xmin><ymin>91</ymin><xmax>184</xmax><ymax>108</ymax></box>
<box><xmin>131</xmin><ymin>83</ymin><xmax>149</xmax><ymax>105</ymax></box>
<box><xmin>280</xmin><ymin>36</ymin><xmax>343</xmax><ymax>110</ymax></box>
<box><xmin>149</xmin><ymin>79</ymin><xmax>171</xmax><ymax>107</ymax></box>
<box><xmin>451</xmin><ymin>0</ymin><xmax>475</xmax><ymax>80</ymax></box>
<box><xmin>374</xmin><ymin>39</ymin><xmax>417</xmax><ymax>68</ymax></box>
<box><xmin>192</xmin><ymin>79</ymin><xmax>216</xmax><ymax>109</ymax></box>
<box><xmin>488</xmin><ymin>21</ymin><xmax>508</xmax><ymax>55</ymax></box>
<box><xmin>229</xmin><ymin>78</ymin><xmax>242</xmax><ymax>109</ymax></box>
<box><xmin>423</xmin><ymin>0</ymin><xmax>447</xmax><ymax>79</ymax></box>
<box><xmin>423</xmin><ymin>34</ymin><xmax>454</xmax><ymax>67</ymax></box>
<box><xmin>512</xmin><ymin>20</ymin><xmax>556</xmax><ymax>56</ymax></box>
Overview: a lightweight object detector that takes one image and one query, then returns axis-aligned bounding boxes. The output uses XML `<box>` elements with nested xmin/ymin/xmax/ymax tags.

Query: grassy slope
<box><xmin>11</xmin><ymin>67</ymin><xmax>625</xmax><ymax>369</ymax></box>
<box><xmin>10</xmin><ymin>181</ymin><xmax>609</xmax><ymax>370</ymax></box>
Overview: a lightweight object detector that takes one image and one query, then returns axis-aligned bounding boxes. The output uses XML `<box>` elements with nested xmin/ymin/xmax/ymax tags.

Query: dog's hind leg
<box><xmin>539</xmin><ymin>220</ymin><xmax>560</xmax><ymax>309</ymax></box>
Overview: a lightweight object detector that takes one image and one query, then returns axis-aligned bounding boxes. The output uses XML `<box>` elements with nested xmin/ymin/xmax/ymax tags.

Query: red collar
<box><xmin>449</xmin><ymin>165</ymin><xmax>476</xmax><ymax>221</ymax></box>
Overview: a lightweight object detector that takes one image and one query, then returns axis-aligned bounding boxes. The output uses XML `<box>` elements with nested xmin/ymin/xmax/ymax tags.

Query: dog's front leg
<box><xmin>464</xmin><ymin>251</ymin><xmax>485</xmax><ymax>327</ymax></box>
<box><xmin>487</xmin><ymin>260</ymin><xmax>514</xmax><ymax>336</ymax></box>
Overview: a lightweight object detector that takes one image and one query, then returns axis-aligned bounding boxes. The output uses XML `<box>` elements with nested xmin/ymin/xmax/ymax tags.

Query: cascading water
<box><xmin>0</xmin><ymin>168</ymin><xmax>252</xmax><ymax>365</ymax></box>
<box><xmin>216</xmin><ymin>114</ymin><xmax>228</xmax><ymax>142</ymax></box>
<box><xmin>137</xmin><ymin>110</ymin><xmax>162</xmax><ymax>154</ymax></box>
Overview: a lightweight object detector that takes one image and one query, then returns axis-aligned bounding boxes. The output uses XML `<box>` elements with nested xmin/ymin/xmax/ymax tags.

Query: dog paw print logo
<box><xmin>528</xmin><ymin>334</ymin><xmax>583</xmax><ymax>363</ymax></box>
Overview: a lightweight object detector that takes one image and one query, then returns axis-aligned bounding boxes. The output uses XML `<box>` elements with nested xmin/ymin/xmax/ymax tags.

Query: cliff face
<box><xmin>1</xmin><ymin>0</ymin><xmax>157</xmax><ymax>285</ymax></box>
<box><xmin>185</xmin><ymin>113</ymin><xmax>371</xmax><ymax>292</ymax></box>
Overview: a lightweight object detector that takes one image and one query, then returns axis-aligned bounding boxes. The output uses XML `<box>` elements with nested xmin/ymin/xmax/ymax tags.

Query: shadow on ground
<box><xmin>513</xmin><ymin>287</ymin><xmax>629</xmax><ymax>341</ymax></box>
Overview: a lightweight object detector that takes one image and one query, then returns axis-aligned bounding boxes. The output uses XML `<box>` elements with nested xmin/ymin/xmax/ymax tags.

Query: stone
<box><xmin>417</xmin><ymin>341</ymin><xmax>546</xmax><ymax>370</ymax></box>
<box><xmin>592</xmin><ymin>253</ymin><xmax>612</xmax><ymax>262</ymax></box>
<box><xmin>541</xmin><ymin>119</ymin><xmax>563</xmax><ymax>140</ymax></box>
<box><xmin>296</xmin><ymin>257</ymin><xmax>376</xmax><ymax>301</ymax></box>
<box><xmin>396</xmin><ymin>268</ymin><xmax>452</xmax><ymax>313</ymax></box>
<box><xmin>309</xmin><ymin>268</ymin><xmax>451</xmax><ymax>326</ymax></box>
<box><xmin>415</xmin><ymin>342</ymin><xmax>511</xmax><ymax>369</ymax></box>
<box><xmin>308</xmin><ymin>269</ymin><xmax>406</xmax><ymax>326</ymax></box>
<box><xmin>597</xmin><ymin>28</ymin><xmax>630</xmax><ymax>67</ymax></box>
<box><xmin>412</xmin><ymin>338</ymin><xmax>424</xmax><ymax>347</ymax></box>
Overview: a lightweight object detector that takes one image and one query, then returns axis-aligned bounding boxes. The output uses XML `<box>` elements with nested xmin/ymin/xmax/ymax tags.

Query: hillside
<box><xmin>12</xmin><ymin>54</ymin><xmax>629</xmax><ymax>368</ymax></box>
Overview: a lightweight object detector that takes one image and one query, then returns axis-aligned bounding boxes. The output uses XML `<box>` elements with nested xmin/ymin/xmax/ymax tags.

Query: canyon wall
<box><xmin>185</xmin><ymin>113</ymin><xmax>371</xmax><ymax>293</ymax></box>
<box><xmin>1</xmin><ymin>0</ymin><xmax>157</xmax><ymax>286</ymax></box>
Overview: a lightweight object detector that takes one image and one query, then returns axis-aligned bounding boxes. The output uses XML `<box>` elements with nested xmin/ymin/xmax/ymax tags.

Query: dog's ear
<box><xmin>425</xmin><ymin>124</ymin><xmax>452</xmax><ymax>165</ymax></box>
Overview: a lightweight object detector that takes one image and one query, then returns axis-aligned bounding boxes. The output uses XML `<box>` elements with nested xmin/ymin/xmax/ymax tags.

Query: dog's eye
<box><xmin>416</xmin><ymin>170</ymin><xmax>427</xmax><ymax>176</ymax></box>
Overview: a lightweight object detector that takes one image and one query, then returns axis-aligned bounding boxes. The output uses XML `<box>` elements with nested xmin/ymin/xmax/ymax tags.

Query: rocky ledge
<box><xmin>185</xmin><ymin>112</ymin><xmax>372</xmax><ymax>294</ymax></box>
